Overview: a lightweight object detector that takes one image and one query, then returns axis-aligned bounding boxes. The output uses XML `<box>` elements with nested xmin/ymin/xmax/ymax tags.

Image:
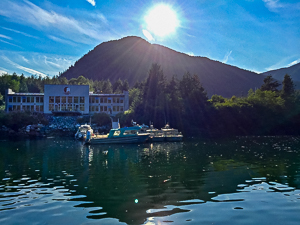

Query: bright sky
<box><xmin>0</xmin><ymin>0</ymin><xmax>299</xmax><ymax>77</ymax></box>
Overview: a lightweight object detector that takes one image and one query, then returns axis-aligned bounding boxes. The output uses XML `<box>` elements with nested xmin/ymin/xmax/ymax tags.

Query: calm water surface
<box><xmin>0</xmin><ymin>136</ymin><xmax>300</xmax><ymax>224</ymax></box>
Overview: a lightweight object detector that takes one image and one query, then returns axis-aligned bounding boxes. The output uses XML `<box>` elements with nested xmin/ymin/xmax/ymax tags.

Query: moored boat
<box><xmin>85</xmin><ymin>126</ymin><xmax>149</xmax><ymax>145</ymax></box>
<box><xmin>161</xmin><ymin>124</ymin><xmax>183</xmax><ymax>142</ymax></box>
<box><xmin>146</xmin><ymin>125</ymin><xmax>165</xmax><ymax>142</ymax></box>
<box><xmin>75</xmin><ymin>124</ymin><xmax>93</xmax><ymax>140</ymax></box>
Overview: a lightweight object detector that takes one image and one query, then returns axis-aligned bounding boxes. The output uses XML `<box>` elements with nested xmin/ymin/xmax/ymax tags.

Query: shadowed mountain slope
<box><xmin>261</xmin><ymin>63</ymin><xmax>300</xmax><ymax>82</ymax></box>
<box><xmin>61</xmin><ymin>36</ymin><xmax>265</xmax><ymax>97</ymax></box>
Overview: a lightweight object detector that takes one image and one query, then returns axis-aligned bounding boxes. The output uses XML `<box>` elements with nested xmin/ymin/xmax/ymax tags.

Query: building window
<box><xmin>55</xmin><ymin>96</ymin><xmax>60</xmax><ymax>103</ymax></box>
<box><xmin>95</xmin><ymin>106</ymin><xmax>99</xmax><ymax>111</ymax></box>
<box><xmin>17</xmin><ymin>97</ymin><xmax>21</xmax><ymax>103</ymax></box>
<box><xmin>49</xmin><ymin>96</ymin><xmax>54</xmax><ymax>103</ymax></box>
<box><xmin>55</xmin><ymin>104</ymin><xmax>59</xmax><ymax>111</ymax></box>
<box><xmin>80</xmin><ymin>104</ymin><xmax>84</xmax><ymax>111</ymax></box>
<box><xmin>74</xmin><ymin>97</ymin><xmax>79</xmax><ymax>103</ymax></box>
<box><xmin>104</xmin><ymin>106</ymin><xmax>107</xmax><ymax>111</ymax></box>
<box><xmin>68</xmin><ymin>104</ymin><xmax>72</xmax><ymax>111</ymax></box>
<box><xmin>36</xmin><ymin>97</ymin><xmax>40</xmax><ymax>103</ymax></box>
<box><xmin>13</xmin><ymin>97</ymin><xmax>16</xmax><ymax>102</ymax></box>
<box><xmin>120</xmin><ymin>106</ymin><xmax>123</xmax><ymax>112</ymax></box>
<box><xmin>62</xmin><ymin>96</ymin><xmax>66</xmax><ymax>103</ymax></box>
<box><xmin>40</xmin><ymin>97</ymin><xmax>44</xmax><ymax>103</ymax></box>
<box><xmin>100</xmin><ymin>106</ymin><xmax>103</xmax><ymax>112</ymax></box>
<box><xmin>113</xmin><ymin>98</ymin><xmax>120</xmax><ymax>103</ymax></box>
<box><xmin>17</xmin><ymin>105</ymin><xmax>20</xmax><ymax>111</ymax></box>
<box><xmin>113</xmin><ymin>106</ymin><xmax>116</xmax><ymax>111</ymax></box>
<box><xmin>95</xmin><ymin>97</ymin><xmax>99</xmax><ymax>104</ymax></box>
<box><xmin>100</xmin><ymin>98</ymin><xmax>103</xmax><ymax>103</ymax></box>
<box><xmin>120</xmin><ymin>98</ymin><xmax>124</xmax><ymax>103</ymax></box>
<box><xmin>104</xmin><ymin>98</ymin><xmax>107</xmax><ymax>103</ymax></box>
<box><xmin>40</xmin><ymin>105</ymin><xmax>44</xmax><ymax>112</ymax></box>
<box><xmin>30</xmin><ymin>97</ymin><xmax>34</xmax><ymax>103</ymax></box>
<box><xmin>80</xmin><ymin>97</ymin><xmax>84</xmax><ymax>103</ymax></box>
<box><xmin>68</xmin><ymin>96</ymin><xmax>72</xmax><ymax>103</ymax></box>
<box><xmin>108</xmin><ymin>98</ymin><xmax>111</xmax><ymax>103</ymax></box>
<box><xmin>49</xmin><ymin>104</ymin><xmax>54</xmax><ymax>111</ymax></box>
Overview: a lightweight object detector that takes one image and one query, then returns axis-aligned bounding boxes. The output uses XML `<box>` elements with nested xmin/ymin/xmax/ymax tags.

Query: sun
<box><xmin>144</xmin><ymin>4</ymin><xmax>179</xmax><ymax>37</ymax></box>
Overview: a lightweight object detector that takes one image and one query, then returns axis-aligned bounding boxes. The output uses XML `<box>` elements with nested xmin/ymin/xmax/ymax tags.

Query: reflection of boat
<box><xmin>161</xmin><ymin>124</ymin><xmax>183</xmax><ymax>142</ymax></box>
<box><xmin>75</xmin><ymin>124</ymin><xmax>93</xmax><ymax>140</ymax></box>
<box><xmin>85</xmin><ymin>126</ymin><xmax>149</xmax><ymax>145</ymax></box>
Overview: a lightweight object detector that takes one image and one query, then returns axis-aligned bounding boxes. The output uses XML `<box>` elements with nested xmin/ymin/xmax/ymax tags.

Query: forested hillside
<box><xmin>61</xmin><ymin>36</ymin><xmax>265</xmax><ymax>97</ymax></box>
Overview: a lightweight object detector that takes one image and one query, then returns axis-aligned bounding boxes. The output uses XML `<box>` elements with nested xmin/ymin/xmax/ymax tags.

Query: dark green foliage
<box><xmin>0</xmin><ymin>111</ymin><xmax>34</xmax><ymax>131</ymax></box>
<box><xmin>281</xmin><ymin>74</ymin><xmax>295</xmax><ymax>99</ymax></box>
<box><xmin>101</xmin><ymin>79</ymin><xmax>113</xmax><ymax>93</ymax></box>
<box><xmin>260</xmin><ymin>75</ymin><xmax>281</xmax><ymax>92</ymax></box>
<box><xmin>92</xmin><ymin>113</ymin><xmax>111</xmax><ymax>127</ymax></box>
<box><xmin>112</xmin><ymin>78</ymin><xmax>123</xmax><ymax>93</ymax></box>
<box><xmin>2</xmin><ymin>69</ymin><xmax>300</xmax><ymax>137</ymax></box>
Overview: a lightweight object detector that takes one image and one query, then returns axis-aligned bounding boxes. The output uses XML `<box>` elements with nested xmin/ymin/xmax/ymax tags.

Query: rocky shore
<box><xmin>0</xmin><ymin>115</ymin><xmax>110</xmax><ymax>138</ymax></box>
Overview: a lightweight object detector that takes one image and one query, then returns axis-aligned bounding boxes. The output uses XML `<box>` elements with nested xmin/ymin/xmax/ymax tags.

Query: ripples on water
<box><xmin>0</xmin><ymin>136</ymin><xmax>300</xmax><ymax>224</ymax></box>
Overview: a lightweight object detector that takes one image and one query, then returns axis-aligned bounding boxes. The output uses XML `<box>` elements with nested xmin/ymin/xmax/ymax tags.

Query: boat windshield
<box><xmin>123</xmin><ymin>130</ymin><xmax>138</xmax><ymax>135</ymax></box>
<box><xmin>113</xmin><ymin>130</ymin><xmax>121</xmax><ymax>136</ymax></box>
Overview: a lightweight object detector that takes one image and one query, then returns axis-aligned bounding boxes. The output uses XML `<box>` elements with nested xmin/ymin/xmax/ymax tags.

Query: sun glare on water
<box><xmin>144</xmin><ymin>4</ymin><xmax>179</xmax><ymax>38</ymax></box>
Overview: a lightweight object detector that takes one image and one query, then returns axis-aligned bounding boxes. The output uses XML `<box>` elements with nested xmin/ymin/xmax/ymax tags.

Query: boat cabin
<box><xmin>107</xmin><ymin>126</ymin><xmax>142</xmax><ymax>138</ymax></box>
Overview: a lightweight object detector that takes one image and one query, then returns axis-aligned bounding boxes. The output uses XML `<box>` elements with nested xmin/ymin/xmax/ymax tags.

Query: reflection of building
<box><xmin>5</xmin><ymin>85</ymin><xmax>129</xmax><ymax>115</ymax></box>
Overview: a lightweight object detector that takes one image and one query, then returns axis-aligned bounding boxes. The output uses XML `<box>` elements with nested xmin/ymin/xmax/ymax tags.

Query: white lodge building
<box><xmin>5</xmin><ymin>85</ymin><xmax>129</xmax><ymax>115</ymax></box>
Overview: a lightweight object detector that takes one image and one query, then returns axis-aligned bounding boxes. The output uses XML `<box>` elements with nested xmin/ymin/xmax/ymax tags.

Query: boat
<box><xmin>146</xmin><ymin>125</ymin><xmax>165</xmax><ymax>142</ymax></box>
<box><xmin>75</xmin><ymin>124</ymin><xmax>93</xmax><ymax>140</ymax></box>
<box><xmin>161</xmin><ymin>124</ymin><xmax>183</xmax><ymax>142</ymax></box>
<box><xmin>85</xmin><ymin>126</ymin><xmax>150</xmax><ymax>145</ymax></box>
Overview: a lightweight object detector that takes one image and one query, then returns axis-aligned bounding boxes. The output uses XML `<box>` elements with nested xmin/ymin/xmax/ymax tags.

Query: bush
<box><xmin>92</xmin><ymin>113</ymin><xmax>111</xmax><ymax>126</ymax></box>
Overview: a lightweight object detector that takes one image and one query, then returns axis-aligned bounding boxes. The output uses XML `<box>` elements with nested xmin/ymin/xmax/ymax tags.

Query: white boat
<box><xmin>85</xmin><ymin>126</ymin><xmax>150</xmax><ymax>145</ymax></box>
<box><xmin>161</xmin><ymin>124</ymin><xmax>183</xmax><ymax>142</ymax></box>
<box><xmin>75</xmin><ymin>124</ymin><xmax>93</xmax><ymax>140</ymax></box>
<box><xmin>146</xmin><ymin>125</ymin><xmax>165</xmax><ymax>142</ymax></box>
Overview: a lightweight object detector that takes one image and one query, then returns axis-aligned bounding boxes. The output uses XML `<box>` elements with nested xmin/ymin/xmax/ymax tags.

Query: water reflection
<box><xmin>0</xmin><ymin>136</ymin><xmax>300</xmax><ymax>224</ymax></box>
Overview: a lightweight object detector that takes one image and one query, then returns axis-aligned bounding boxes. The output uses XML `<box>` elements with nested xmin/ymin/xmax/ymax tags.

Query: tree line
<box><xmin>1</xmin><ymin>65</ymin><xmax>300</xmax><ymax>137</ymax></box>
<box><xmin>116</xmin><ymin>64</ymin><xmax>300</xmax><ymax>137</ymax></box>
<box><xmin>0</xmin><ymin>73</ymin><xmax>129</xmax><ymax>100</ymax></box>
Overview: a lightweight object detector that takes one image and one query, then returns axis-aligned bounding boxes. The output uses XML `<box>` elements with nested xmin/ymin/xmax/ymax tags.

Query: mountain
<box><xmin>61</xmin><ymin>36</ymin><xmax>265</xmax><ymax>97</ymax></box>
<box><xmin>261</xmin><ymin>62</ymin><xmax>300</xmax><ymax>82</ymax></box>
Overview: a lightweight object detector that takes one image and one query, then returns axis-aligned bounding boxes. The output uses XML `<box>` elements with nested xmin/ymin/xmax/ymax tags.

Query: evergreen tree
<box><xmin>102</xmin><ymin>79</ymin><xmax>113</xmax><ymax>93</ymax></box>
<box><xmin>281</xmin><ymin>74</ymin><xmax>294</xmax><ymax>99</ymax></box>
<box><xmin>122</xmin><ymin>80</ymin><xmax>130</xmax><ymax>92</ymax></box>
<box><xmin>19</xmin><ymin>75</ymin><xmax>28</xmax><ymax>93</ymax></box>
<box><xmin>142</xmin><ymin>63</ymin><xmax>167</xmax><ymax>126</ymax></box>
<box><xmin>260</xmin><ymin>75</ymin><xmax>280</xmax><ymax>92</ymax></box>
<box><xmin>112</xmin><ymin>78</ymin><xmax>123</xmax><ymax>93</ymax></box>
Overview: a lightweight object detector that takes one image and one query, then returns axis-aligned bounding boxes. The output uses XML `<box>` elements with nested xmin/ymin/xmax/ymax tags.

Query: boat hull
<box><xmin>86</xmin><ymin>134</ymin><xmax>149</xmax><ymax>145</ymax></box>
<box><xmin>149</xmin><ymin>136</ymin><xmax>165</xmax><ymax>142</ymax></box>
<box><xmin>165</xmin><ymin>136</ymin><xmax>183</xmax><ymax>142</ymax></box>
